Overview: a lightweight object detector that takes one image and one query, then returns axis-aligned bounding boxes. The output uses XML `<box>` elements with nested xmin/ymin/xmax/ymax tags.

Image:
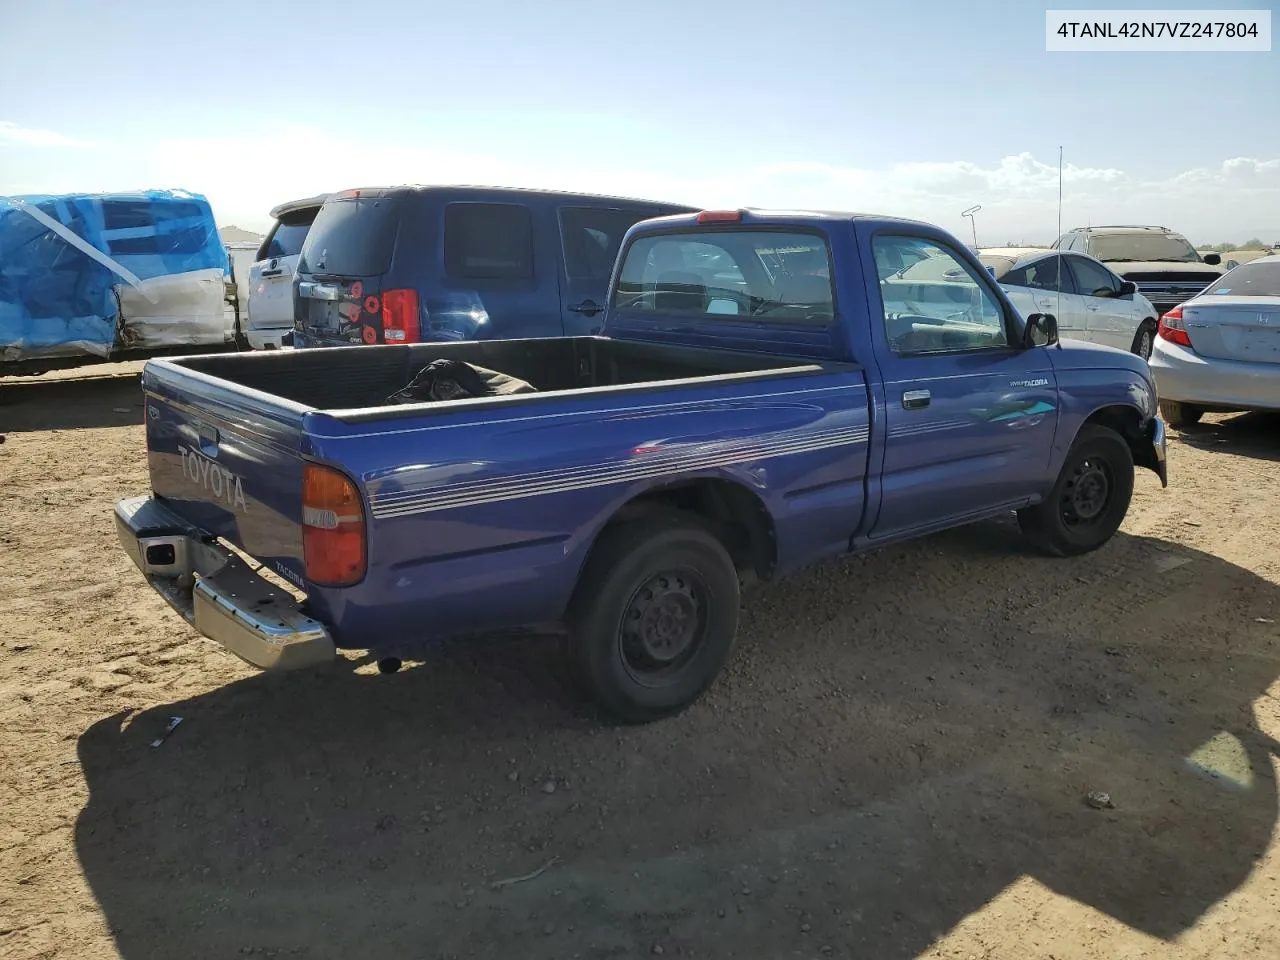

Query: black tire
<box><xmin>567</xmin><ymin>514</ymin><xmax>740</xmax><ymax>723</ymax></box>
<box><xmin>1159</xmin><ymin>399</ymin><xmax>1203</xmax><ymax>428</ymax></box>
<box><xmin>1131</xmin><ymin>321</ymin><xmax>1156</xmax><ymax>361</ymax></box>
<box><xmin>1017</xmin><ymin>425</ymin><xmax>1135</xmax><ymax>557</ymax></box>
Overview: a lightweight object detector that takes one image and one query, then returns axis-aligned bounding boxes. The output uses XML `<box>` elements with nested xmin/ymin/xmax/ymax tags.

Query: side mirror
<box><xmin>1202</xmin><ymin>253</ymin><xmax>1222</xmax><ymax>265</ymax></box>
<box><xmin>1226</xmin><ymin>260</ymin><xmax>1239</xmax><ymax>270</ymax></box>
<box><xmin>1023</xmin><ymin>312</ymin><xmax>1059</xmax><ymax>348</ymax></box>
<box><xmin>1117</xmin><ymin>280</ymin><xmax>1137</xmax><ymax>296</ymax></box>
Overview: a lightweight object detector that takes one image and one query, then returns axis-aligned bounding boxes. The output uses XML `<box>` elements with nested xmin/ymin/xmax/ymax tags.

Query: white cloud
<box><xmin>1</xmin><ymin>123</ymin><xmax>1275</xmax><ymax>244</ymax></box>
<box><xmin>0</xmin><ymin>120</ymin><xmax>94</xmax><ymax>148</ymax></box>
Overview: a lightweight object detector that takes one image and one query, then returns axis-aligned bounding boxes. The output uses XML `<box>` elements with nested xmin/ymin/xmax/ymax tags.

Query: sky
<box><xmin>1</xmin><ymin>0</ymin><xmax>1277</xmax><ymax>245</ymax></box>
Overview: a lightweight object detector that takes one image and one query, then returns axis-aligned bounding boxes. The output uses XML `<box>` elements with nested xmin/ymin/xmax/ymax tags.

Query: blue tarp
<box><xmin>0</xmin><ymin>189</ymin><xmax>229</xmax><ymax>361</ymax></box>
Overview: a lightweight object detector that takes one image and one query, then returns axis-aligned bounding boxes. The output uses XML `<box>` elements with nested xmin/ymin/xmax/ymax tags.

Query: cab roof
<box><xmin>635</xmin><ymin>208</ymin><xmax>944</xmax><ymax>230</ymax></box>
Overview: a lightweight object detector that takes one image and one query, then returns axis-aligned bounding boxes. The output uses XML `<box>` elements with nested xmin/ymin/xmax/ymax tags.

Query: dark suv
<box><xmin>292</xmin><ymin>186</ymin><xmax>695</xmax><ymax>347</ymax></box>
<box><xmin>1051</xmin><ymin>225</ymin><xmax>1225</xmax><ymax>316</ymax></box>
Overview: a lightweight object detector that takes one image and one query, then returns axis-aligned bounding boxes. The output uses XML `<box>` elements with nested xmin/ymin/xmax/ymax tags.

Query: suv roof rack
<box><xmin>1086</xmin><ymin>224</ymin><xmax>1171</xmax><ymax>231</ymax></box>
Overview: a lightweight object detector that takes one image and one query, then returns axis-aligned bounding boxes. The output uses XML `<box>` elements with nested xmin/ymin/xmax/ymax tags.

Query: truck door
<box><xmin>866</xmin><ymin>232</ymin><xmax>1060</xmax><ymax>540</ymax></box>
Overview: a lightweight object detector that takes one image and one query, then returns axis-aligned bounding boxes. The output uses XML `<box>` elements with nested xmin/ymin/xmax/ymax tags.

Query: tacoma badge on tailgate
<box><xmin>179</xmin><ymin>445</ymin><xmax>248</xmax><ymax>511</ymax></box>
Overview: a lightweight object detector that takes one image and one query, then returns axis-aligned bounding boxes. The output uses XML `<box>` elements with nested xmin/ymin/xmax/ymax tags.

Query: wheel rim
<box><xmin>1138</xmin><ymin>329</ymin><xmax>1153</xmax><ymax>360</ymax></box>
<box><xmin>1061</xmin><ymin>456</ymin><xmax>1112</xmax><ymax>526</ymax></box>
<box><xmin>618</xmin><ymin>569</ymin><xmax>707</xmax><ymax>684</ymax></box>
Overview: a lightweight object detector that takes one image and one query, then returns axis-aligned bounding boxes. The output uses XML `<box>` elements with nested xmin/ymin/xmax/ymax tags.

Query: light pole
<box><xmin>961</xmin><ymin>205</ymin><xmax>982</xmax><ymax>249</ymax></box>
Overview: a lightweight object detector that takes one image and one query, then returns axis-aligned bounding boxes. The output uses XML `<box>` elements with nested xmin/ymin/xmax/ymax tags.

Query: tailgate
<box><xmin>247</xmin><ymin>253</ymin><xmax>301</xmax><ymax>332</ymax></box>
<box><xmin>142</xmin><ymin>360</ymin><xmax>311</xmax><ymax>589</ymax></box>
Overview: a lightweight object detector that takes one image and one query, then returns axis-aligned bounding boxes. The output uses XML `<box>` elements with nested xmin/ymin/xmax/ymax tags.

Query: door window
<box><xmin>258</xmin><ymin>210</ymin><xmax>318</xmax><ymax>262</ymax></box>
<box><xmin>1001</xmin><ymin>255</ymin><xmax>1073</xmax><ymax>293</ymax></box>
<box><xmin>874</xmin><ymin>236</ymin><xmax>1009</xmax><ymax>355</ymax></box>
<box><xmin>1067</xmin><ymin>255</ymin><xmax>1120</xmax><ymax>298</ymax></box>
<box><xmin>559</xmin><ymin>207</ymin><xmax>660</xmax><ymax>282</ymax></box>
<box><xmin>444</xmin><ymin>203</ymin><xmax>535</xmax><ymax>280</ymax></box>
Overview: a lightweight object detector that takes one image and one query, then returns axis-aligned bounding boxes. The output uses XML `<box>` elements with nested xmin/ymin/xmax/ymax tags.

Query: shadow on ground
<box><xmin>76</xmin><ymin>525</ymin><xmax>1280</xmax><ymax>959</ymax></box>
<box><xmin>0</xmin><ymin>373</ymin><xmax>144</xmax><ymax>432</ymax></box>
<box><xmin>1175</xmin><ymin>412</ymin><xmax>1280</xmax><ymax>463</ymax></box>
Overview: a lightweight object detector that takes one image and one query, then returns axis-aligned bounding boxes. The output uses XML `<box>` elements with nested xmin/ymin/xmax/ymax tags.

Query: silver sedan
<box><xmin>1149</xmin><ymin>254</ymin><xmax>1280</xmax><ymax>426</ymax></box>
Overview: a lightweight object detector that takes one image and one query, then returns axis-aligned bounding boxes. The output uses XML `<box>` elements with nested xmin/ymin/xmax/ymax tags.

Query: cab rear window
<box><xmin>299</xmin><ymin>197</ymin><xmax>401</xmax><ymax>277</ymax></box>
<box><xmin>613</xmin><ymin>230</ymin><xmax>834</xmax><ymax>323</ymax></box>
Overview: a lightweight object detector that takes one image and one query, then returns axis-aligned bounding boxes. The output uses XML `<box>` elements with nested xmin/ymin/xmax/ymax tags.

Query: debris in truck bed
<box><xmin>385</xmin><ymin>358</ymin><xmax>537</xmax><ymax>404</ymax></box>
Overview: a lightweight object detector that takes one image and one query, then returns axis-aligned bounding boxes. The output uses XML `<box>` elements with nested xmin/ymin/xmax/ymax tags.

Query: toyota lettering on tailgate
<box><xmin>179</xmin><ymin>445</ymin><xmax>248</xmax><ymax>511</ymax></box>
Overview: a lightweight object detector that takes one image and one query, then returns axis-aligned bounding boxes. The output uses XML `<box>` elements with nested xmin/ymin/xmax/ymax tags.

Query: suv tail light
<box><xmin>1157</xmin><ymin>305</ymin><xmax>1193</xmax><ymax>349</ymax></box>
<box><xmin>381</xmin><ymin>288</ymin><xmax>420</xmax><ymax>343</ymax></box>
<box><xmin>302</xmin><ymin>463</ymin><xmax>366</xmax><ymax>586</ymax></box>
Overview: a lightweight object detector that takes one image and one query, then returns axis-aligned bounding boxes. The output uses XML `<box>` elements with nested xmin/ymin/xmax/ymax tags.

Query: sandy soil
<box><xmin>2</xmin><ymin>368</ymin><xmax>1279</xmax><ymax>960</ymax></box>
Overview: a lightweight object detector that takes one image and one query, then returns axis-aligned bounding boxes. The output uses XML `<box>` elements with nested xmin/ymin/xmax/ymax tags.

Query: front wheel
<box><xmin>567</xmin><ymin>515</ymin><xmax>740</xmax><ymax>723</ymax></box>
<box><xmin>1017</xmin><ymin>425</ymin><xmax>1135</xmax><ymax>557</ymax></box>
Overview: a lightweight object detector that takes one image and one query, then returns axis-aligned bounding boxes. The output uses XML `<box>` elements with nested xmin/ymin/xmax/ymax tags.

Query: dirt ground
<box><xmin>2</xmin><ymin>365</ymin><xmax>1279</xmax><ymax>960</ymax></box>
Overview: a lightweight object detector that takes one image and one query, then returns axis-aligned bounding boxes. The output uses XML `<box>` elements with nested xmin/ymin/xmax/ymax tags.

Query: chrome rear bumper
<box><xmin>114</xmin><ymin>496</ymin><xmax>335</xmax><ymax>670</ymax></box>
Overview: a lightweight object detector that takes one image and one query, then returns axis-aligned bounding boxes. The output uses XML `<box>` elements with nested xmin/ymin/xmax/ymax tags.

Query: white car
<box><xmin>245</xmin><ymin>195</ymin><xmax>328</xmax><ymax>349</ymax></box>
<box><xmin>980</xmin><ymin>249</ymin><xmax>1160</xmax><ymax>359</ymax></box>
<box><xmin>1149</xmin><ymin>254</ymin><xmax>1280</xmax><ymax>426</ymax></box>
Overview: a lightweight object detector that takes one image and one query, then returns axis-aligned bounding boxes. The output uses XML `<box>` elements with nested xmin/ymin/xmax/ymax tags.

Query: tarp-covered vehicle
<box><xmin>0</xmin><ymin>189</ymin><xmax>235</xmax><ymax>376</ymax></box>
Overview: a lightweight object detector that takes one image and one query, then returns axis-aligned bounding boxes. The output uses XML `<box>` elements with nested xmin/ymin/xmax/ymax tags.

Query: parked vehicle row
<box><xmin>1050</xmin><ymin>224</ymin><xmax>1227</xmax><ymax>317</ymax></box>
<box><xmin>116</xmin><ymin>207</ymin><xmax>1167</xmax><ymax>722</ymax></box>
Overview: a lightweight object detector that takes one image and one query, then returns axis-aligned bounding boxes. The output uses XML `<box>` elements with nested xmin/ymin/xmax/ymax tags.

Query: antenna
<box><xmin>961</xmin><ymin>205</ymin><xmax>982</xmax><ymax>248</ymax></box>
<box><xmin>1055</xmin><ymin>146</ymin><xmax>1064</xmax><ymax>349</ymax></box>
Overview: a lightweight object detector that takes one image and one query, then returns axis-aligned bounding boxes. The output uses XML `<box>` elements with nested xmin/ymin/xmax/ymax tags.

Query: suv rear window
<box><xmin>613</xmin><ymin>230</ymin><xmax>834</xmax><ymax>323</ymax></box>
<box><xmin>258</xmin><ymin>208</ymin><xmax>319</xmax><ymax>262</ymax></box>
<box><xmin>299</xmin><ymin>197</ymin><xmax>401</xmax><ymax>276</ymax></box>
<box><xmin>445</xmin><ymin>203</ymin><xmax>534</xmax><ymax>280</ymax></box>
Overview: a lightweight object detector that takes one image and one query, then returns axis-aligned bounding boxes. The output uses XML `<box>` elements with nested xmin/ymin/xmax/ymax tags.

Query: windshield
<box><xmin>1089</xmin><ymin>233</ymin><xmax>1199</xmax><ymax>263</ymax></box>
<box><xmin>298</xmin><ymin>197</ymin><xmax>402</xmax><ymax>276</ymax></box>
<box><xmin>1202</xmin><ymin>260</ymin><xmax>1280</xmax><ymax>298</ymax></box>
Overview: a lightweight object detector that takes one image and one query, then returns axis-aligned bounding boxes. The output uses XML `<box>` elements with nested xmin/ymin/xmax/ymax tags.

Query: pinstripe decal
<box><xmin>367</xmin><ymin>424</ymin><xmax>870</xmax><ymax>519</ymax></box>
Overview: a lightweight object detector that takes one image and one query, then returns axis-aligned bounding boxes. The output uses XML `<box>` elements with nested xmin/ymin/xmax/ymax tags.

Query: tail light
<box><xmin>302</xmin><ymin>463</ymin><xmax>366</xmax><ymax>586</ymax></box>
<box><xmin>1157</xmin><ymin>305</ymin><xmax>1193</xmax><ymax>349</ymax></box>
<box><xmin>381</xmin><ymin>288</ymin><xmax>420</xmax><ymax>343</ymax></box>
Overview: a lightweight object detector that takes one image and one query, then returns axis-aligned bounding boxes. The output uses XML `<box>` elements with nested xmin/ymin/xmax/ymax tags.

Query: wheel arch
<box><xmin>1079</xmin><ymin>402</ymin><xmax>1162</xmax><ymax>480</ymax></box>
<box><xmin>570</xmin><ymin>474</ymin><xmax>778</xmax><ymax>599</ymax></box>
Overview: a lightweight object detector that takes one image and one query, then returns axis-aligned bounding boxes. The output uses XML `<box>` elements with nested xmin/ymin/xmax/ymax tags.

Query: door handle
<box><xmin>1086</xmin><ymin>305</ymin><xmax>1099</xmax><ymax>312</ymax></box>
<box><xmin>902</xmin><ymin>389</ymin><xmax>931</xmax><ymax>410</ymax></box>
<box><xmin>261</xmin><ymin>268</ymin><xmax>283</xmax><ymax>278</ymax></box>
<box><xmin>569</xmin><ymin>300</ymin><xmax>602</xmax><ymax>316</ymax></box>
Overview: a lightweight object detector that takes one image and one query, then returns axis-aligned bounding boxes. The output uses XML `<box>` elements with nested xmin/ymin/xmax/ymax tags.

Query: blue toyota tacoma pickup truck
<box><xmin>115</xmin><ymin>208</ymin><xmax>1167</xmax><ymax>722</ymax></box>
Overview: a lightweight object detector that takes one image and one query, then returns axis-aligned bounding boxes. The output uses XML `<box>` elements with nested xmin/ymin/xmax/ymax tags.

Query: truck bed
<box><xmin>174</xmin><ymin>336</ymin><xmax>817</xmax><ymax>413</ymax></box>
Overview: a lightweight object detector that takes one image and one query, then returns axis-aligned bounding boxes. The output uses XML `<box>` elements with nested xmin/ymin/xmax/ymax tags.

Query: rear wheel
<box><xmin>1131</xmin><ymin>321</ymin><xmax>1156</xmax><ymax>361</ymax></box>
<box><xmin>567</xmin><ymin>515</ymin><xmax>740</xmax><ymax>723</ymax></box>
<box><xmin>1159</xmin><ymin>399</ymin><xmax>1203</xmax><ymax>428</ymax></box>
<box><xmin>1018</xmin><ymin>425</ymin><xmax>1134</xmax><ymax>557</ymax></box>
